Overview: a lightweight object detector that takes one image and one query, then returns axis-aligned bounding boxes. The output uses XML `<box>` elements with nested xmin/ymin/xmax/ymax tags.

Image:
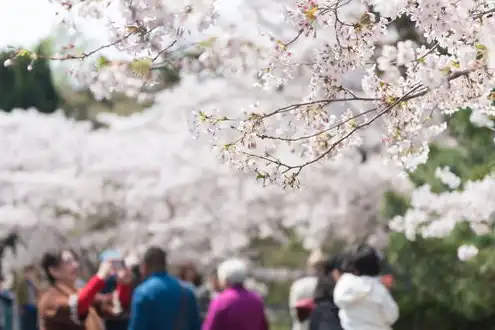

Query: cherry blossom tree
<box><xmin>8</xmin><ymin>0</ymin><xmax>490</xmax><ymax>185</ymax></box>
<box><xmin>0</xmin><ymin>74</ymin><xmax>410</xmax><ymax>270</ymax></box>
<box><xmin>2</xmin><ymin>0</ymin><xmax>494</xmax><ymax>262</ymax></box>
<box><xmin>388</xmin><ymin>109</ymin><xmax>495</xmax><ymax>260</ymax></box>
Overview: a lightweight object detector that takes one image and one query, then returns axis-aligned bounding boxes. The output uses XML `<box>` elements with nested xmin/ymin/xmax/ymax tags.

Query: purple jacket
<box><xmin>201</xmin><ymin>286</ymin><xmax>269</xmax><ymax>330</ymax></box>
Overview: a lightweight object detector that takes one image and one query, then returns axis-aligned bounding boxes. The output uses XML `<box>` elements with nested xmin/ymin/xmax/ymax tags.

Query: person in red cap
<box><xmin>289</xmin><ymin>249</ymin><xmax>327</xmax><ymax>330</ymax></box>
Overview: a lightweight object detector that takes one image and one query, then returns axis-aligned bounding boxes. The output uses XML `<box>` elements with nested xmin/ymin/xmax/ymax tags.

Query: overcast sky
<box><xmin>0</xmin><ymin>0</ymin><xmax>59</xmax><ymax>48</ymax></box>
<box><xmin>0</xmin><ymin>0</ymin><xmax>284</xmax><ymax>81</ymax></box>
<box><xmin>0</xmin><ymin>0</ymin><xmax>281</xmax><ymax>48</ymax></box>
<box><xmin>0</xmin><ymin>0</ymin><xmax>122</xmax><ymax>54</ymax></box>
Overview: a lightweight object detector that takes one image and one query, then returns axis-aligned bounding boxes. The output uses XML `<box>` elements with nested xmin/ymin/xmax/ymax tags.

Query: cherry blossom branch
<box><xmin>20</xmin><ymin>31</ymin><xmax>135</xmax><ymax>62</ymax></box>
<box><xmin>472</xmin><ymin>8</ymin><xmax>495</xmax><ymax>19</ymax></box>
<box><xmin>152</xmin><ymin>39</ymin><xmax>179</xmax><ymax>62</ymax></box>
<box><xmin>238</xmin><ymin>67</ymin><xmax>476</xmax><ymax>186</ymax></box>
<box><xmin>259</xmin><ymin>95</ymin><xmax>380</xmax><ymax>119</ymax></box>
<box><xmin>257</xmin><ymin>106</ymin><xmax>379</xmax><ymax>142</ymax></box>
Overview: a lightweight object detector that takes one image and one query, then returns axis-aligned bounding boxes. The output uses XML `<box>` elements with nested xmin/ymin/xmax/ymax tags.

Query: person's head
<box><xmin>313</xmin><ymin>252</ymin><xmax>347</xmax><ymax>301</ymax></box>
<box><xmin>325</xmin><ymin>252</ymin><xmax>347</xmax><ymax>281</ymax></box>
<box><xmin>178</xmin><ymin>262</ymin><xmax>202</xmax><ymax>287</ymax></box>
<box><xmin>345</xmin><ymin>244</ymin><xmax>381</xmax><ymax>276</ymax></box>
<box><xmin>41</xmin><ymin>250</ymin><xmax>80</xmax><ymax>286</ymax></box>
<box><xmin>307</xmin><ymin>248</ymin><xmax>327</xmax><ymax>276</ymax></box>
<box><xmin>140</xmin><ymin>246</ymin><xmax>167</xmax><ymax>278</ymax></box>
<box><xmin>131</xmin><ymin>264</ymin><xmax>142</xmax><ymax>285</ymax></box>
<box><xmin>217</xmin><ymin>259</ymin><xmax>247</xmax><ymax>289</ymax></box>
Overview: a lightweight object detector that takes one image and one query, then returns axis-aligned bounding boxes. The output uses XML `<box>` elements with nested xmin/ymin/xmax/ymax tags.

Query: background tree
<box><xmin>384</xmin><ymin>108</ymin><xmax>495</xmax><ymax>330</ymax></box>
<box><xmin>0</xmin><ymin>41</ymin><xmax>61</xmax><ymax>113</ymax></box>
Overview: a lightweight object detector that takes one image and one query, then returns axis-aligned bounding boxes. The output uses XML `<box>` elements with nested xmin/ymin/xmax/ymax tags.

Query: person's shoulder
<box><xmin>39</xmin><ymin>286</ymin><xmax>58</xmax><ymax>301</ymax></box>
<box><xmin>334</xmin><ymin>273</ymin><xmax>360</xmax><ymax>291</ymax></box>
<box><xmin>338</xmin><ymin>273</ymin><xmax>356</xmax><ymax>283</ymax></box>
<box><xmin>134</xmin><ymin>277</ymin><xmax>160</xmax><ymax>297</ymax></box>
<box><xmin>249</xmin><ymin>291</ymin><xmax>266</xmax><ymax>308</ymax></box>
<box><xmin>38</xmin><ymin>287</ymin><xmax>62</xmax><ymax>311</ymax></box>
<box><xmin>246</xmin><ymin>289</ymin><xmax>264</xmax><ymax>301</ymax></box>
<box><xmin>206</xmin><ymin>289</ymin><xmax>230</xmax><ymax>311</ymax></box>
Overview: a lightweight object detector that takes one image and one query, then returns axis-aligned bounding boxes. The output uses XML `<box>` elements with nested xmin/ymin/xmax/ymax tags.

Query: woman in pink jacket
<box><xmin>202</xmin><ymin>259</ymin><xmax>269</xmax><ymax>330</ymax></box>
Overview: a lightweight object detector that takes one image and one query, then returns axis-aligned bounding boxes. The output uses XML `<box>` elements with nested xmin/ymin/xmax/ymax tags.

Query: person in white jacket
<box><xmin>333</xmin><ymin>245</ymin><xmax>399</xmax><ymax>330</ymax></box>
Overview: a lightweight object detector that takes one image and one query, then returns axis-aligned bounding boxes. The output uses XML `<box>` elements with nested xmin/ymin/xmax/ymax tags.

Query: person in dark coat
<box><xmin>196</xmin><ymin>268</ymin><xmax>221</xmax><ymax>323</ymax></box>
<box><xmin>309</xmin><ymin>253</ymin><xmax>346</xmax><ymax>330</ymax></box>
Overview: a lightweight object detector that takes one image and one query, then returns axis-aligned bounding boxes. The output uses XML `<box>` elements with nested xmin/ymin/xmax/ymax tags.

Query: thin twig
<box><xmin>240</xmin><ymin>67</ymin><xmax>474</xmax><ymax>179</ymax></box>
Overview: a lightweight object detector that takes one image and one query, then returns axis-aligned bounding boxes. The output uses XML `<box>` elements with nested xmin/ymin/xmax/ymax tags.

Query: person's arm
<box><xmin>288</xmin><ymin>280</ymin><xmax>300</xmax><ymax>326</ymax></box>
<box><xmin>76</xmin><ymin>275</ymin><xmax>106</xmax><ymax>315</ymax></box>
<box><xmin>201</xmin><ymin>295</ymin><xmax>223</xmax><ymax>330</ymax></box>
<box><xmin>92</xmin><ymin>269</ymin><xmax>133</xmax><ymax>317</ymax></box>
<box><xmin>379</xmin><ymin>285</ymin><xmax>399</xmax><ymax>325</ymax></box>
<box><xmin>116</xmin><ymin>282</ymin><xmax>132</xmax><ymax>310</ymax></box>
<box><xmin>128</xmin><ymin>289</ymin><xmax>150</xmax><ymax>330</ymax></box>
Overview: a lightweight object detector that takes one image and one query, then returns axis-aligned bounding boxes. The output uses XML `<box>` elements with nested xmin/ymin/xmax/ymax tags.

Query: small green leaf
<box><xmin>475</xmin><ymin>43</ymin><xmax>486</xmax><ymax>51</ymax></box>
<box><xmin>96</xmin><ymin>56</ymin><xmax>111</xmax><ymax>69</ymax></box>
<box><xmin>17</xmin><ymin>49</ymin><xmax>31</xmax><ymax>57</ymax></box>
<box><xmin>198</xmin><ymin>111</ymin><xmax>208</xmax><ymax>122</ymax></box>
<box><xmin>255</xmin><ymin>171</ymin><xmax>268</xmax><ymax>183</ymax></box>
<box><xmin>198</xmin><ymin>37</ymin><xmax>217</xmax><ymax>48</ymax></box>
<box><xmin>130</xmin><ymin>58</ymin><xmax>153</xmax><ymax>77</ymax></box>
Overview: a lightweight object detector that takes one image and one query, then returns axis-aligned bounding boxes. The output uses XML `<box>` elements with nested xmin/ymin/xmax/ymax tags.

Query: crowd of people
<box><xmin>0</xmin><ymin>244</ymin><xmax>399</xmax><ymax>330</ymax></box>
<box><xmin>290</xmin><ymin>245</ymin><xmax>398</xmax><ymax>330</ymax></box>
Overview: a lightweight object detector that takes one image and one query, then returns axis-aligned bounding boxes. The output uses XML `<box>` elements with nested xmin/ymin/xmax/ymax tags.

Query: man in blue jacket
<box><xmin>128</xmin><ymin>247</ymin><xmax>201</xmax><ymax>330</ymax></box>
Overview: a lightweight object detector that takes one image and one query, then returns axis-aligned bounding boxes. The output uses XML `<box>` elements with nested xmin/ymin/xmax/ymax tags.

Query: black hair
<box><xmin>345</xmin><ymin>244</ymin><xmax>381</xmax><ymax>276</ymax></box>
<box><xmin>143</xmin><ymin>246</ymin><xmax>167</xmax><ymax>270</ymax></box>
<box><xmin>324</xmin><ymin>253</ymin><xmax>347</xmax><ymax>275</ymax></box>
<box><xmin>178</xmin><ymin>261</ymin><xmax>203</xmax><ymax>287</ymax></box>
<box><xmin>41</xmin><ymin>251</ymin><xmax>63</xmax><ymax>284</ymax></box>
<box><xmin>313</xmin><ymin>252</ymin><xmax>346</xmax><ymax>302</ymax></box>
<box><xmin>41</xmin><ymin>249</ymin><xmax>79</xmax><ymax>284</ymax></box>
<box><xmin>130</xmin><ymin>264</ymin><xmax>142</xmax><ymax>286</ymax></box>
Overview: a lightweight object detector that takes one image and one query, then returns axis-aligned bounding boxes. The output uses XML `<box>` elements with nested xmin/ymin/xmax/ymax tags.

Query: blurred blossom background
<box><xmin>0</xmin><ymin>1</ymin><xmax>494</xmax><ymax>330</ymax></box>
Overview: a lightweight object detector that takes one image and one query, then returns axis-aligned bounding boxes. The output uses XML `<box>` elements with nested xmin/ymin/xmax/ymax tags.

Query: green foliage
<box><xmin>160</xmin><ymin>65</ymin><xmax>181</xmax><ymax>85</ymax></box>
<box><xmin>381</xmin><ymin>191</ymin><xmax>410</xmax><ymax>220</ymax></box>
<box><xmin>389</xmin><ymin>225</ymin><xmax>495</xmax><ymax>330</ymax></box>
<box><xmin>409</xmin><ymin>108</ymin><xmax>495</xmax><ymax>192</ymax></box>
<box><xmin>0</xmin><ymin>42</ymin><xmax>61</xmax><ymax>113</ymax></box>
<box><xmin>384</xmin><ymin>109</ymin><xmax>495</xmax><ymax>330</ymax></box>
<box><xmin>265</xmin><ymin>281</ymin><xmax>292</xmax><ymax>306</ymax></box>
